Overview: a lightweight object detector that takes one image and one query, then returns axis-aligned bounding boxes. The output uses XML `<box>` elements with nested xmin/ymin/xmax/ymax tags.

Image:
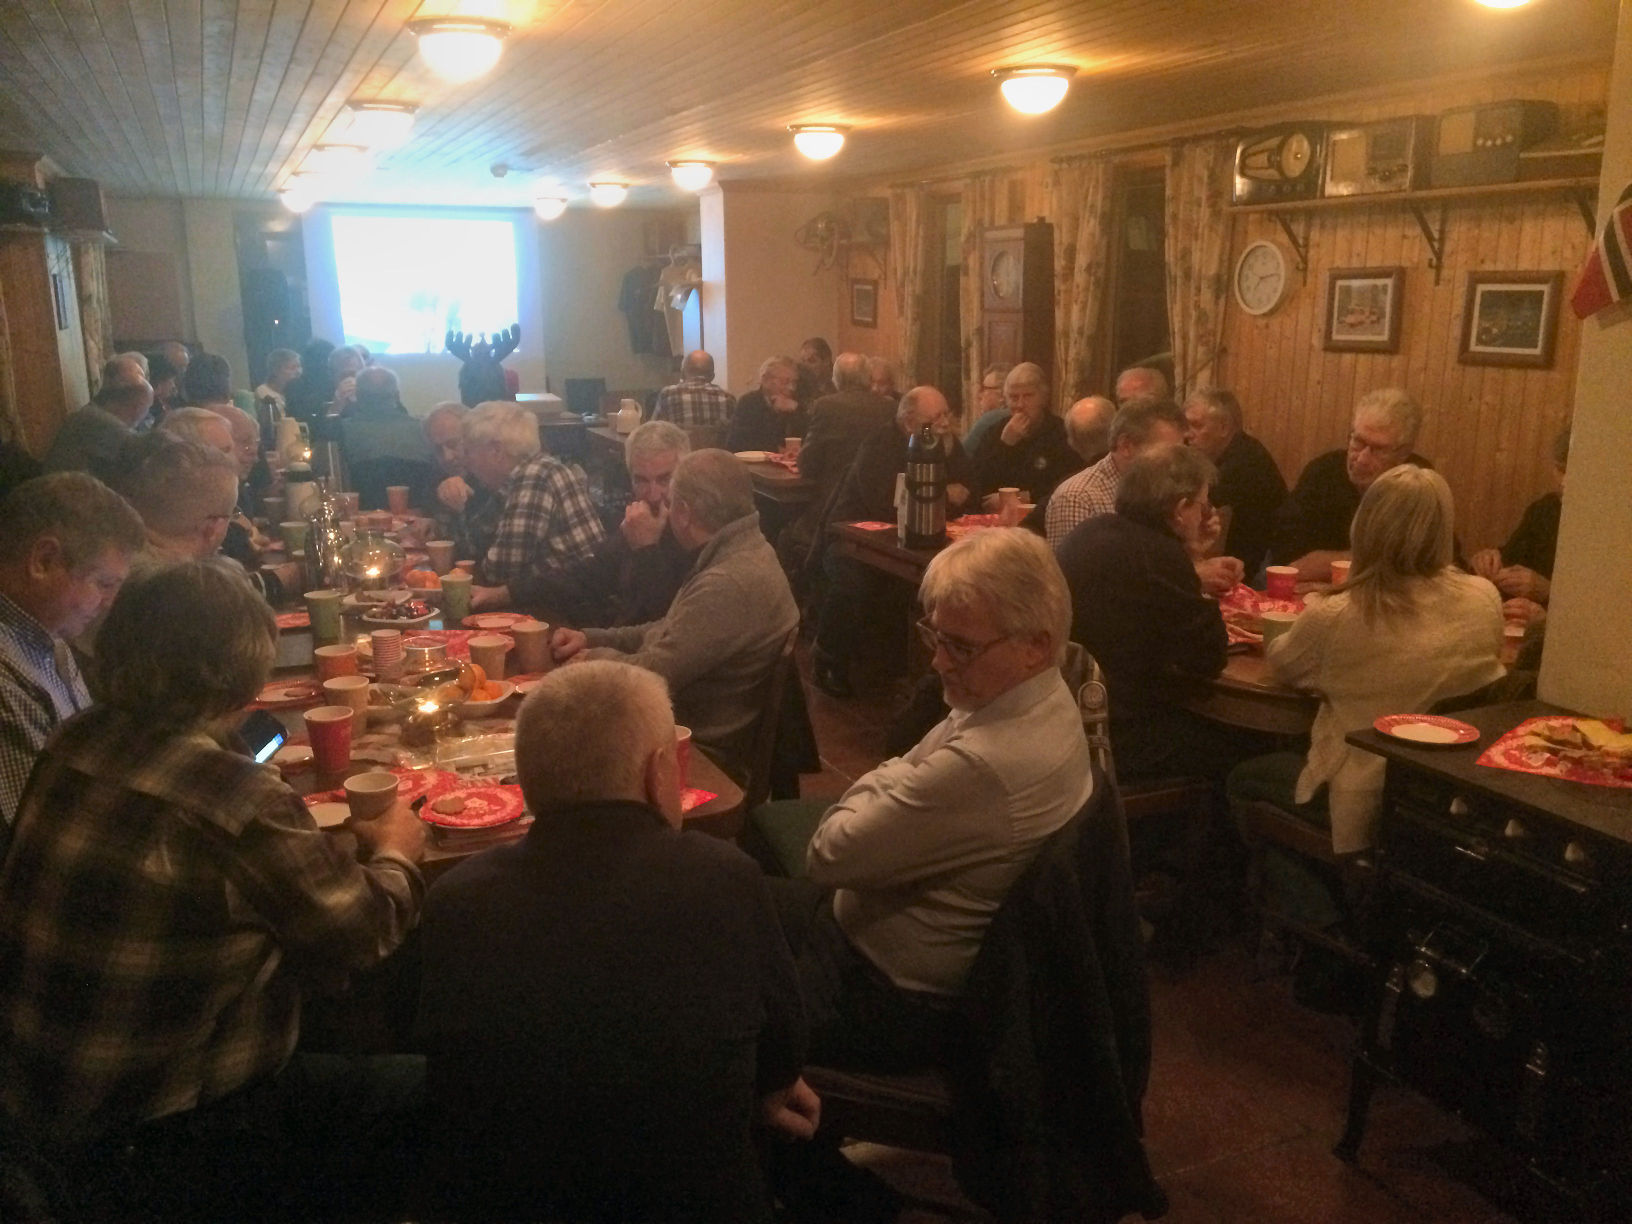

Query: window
<box><xmin>1106</xmin><ymin>167</ymin><xmax>1171</xmax><ymax>383</ymax></box>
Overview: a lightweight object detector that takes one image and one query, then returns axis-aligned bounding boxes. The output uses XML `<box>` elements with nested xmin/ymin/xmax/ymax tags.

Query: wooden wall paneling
<box><xmin>43</xmin><ymin>0</ymin><xmax>149</xmax><ymax>179</ymax></box>
<box><xmin>0</xmin><ymin>10</ymin><xmax>107</xmax><ymax>174</ymax></box>
<box><xmin>87</xmin><ymin>0</ymin><xmax>174</xmax><ymax>195</ymax></box>
<box><xmin>0</xmin><ymin>234</ymin><xmax>71</xmax><ymax>454</ymax></box>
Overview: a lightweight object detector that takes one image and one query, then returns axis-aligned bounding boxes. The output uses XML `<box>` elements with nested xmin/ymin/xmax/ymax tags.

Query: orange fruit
<box><xmin>458</xmin><ymin>661</ymin><xmax>486</xmax><ymax>694</ymax></box>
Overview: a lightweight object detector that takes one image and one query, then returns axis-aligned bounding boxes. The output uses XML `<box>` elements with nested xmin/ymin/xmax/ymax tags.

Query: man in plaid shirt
<box><xmin>0</xmin><ymin>561</ymin><xmax>426</xmax><ymax>1220</ymax></box>
<box><xmin>654</xmin><ymin>350</ymin><xmax>735</xmax><ymax>430</ymax></box>
<box><xmin>0</xmin><ymin>473</ymin><xmax>144</xmax><ymax>858</ymax></box>
<box><xmin>462</xmin><ymin>402</ymin><xmax>606</xmax><ymax>623</ymax></box>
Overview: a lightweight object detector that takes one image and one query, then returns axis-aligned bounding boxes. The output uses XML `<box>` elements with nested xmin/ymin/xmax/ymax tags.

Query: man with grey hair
<box><xmin>426</xmin><ymin>401</ymin><xmax>496</xmax><ymax>561</ymax></box>
<box><xmin>810</xmin><ymin>386</ymin><xmax>973</xmax><ymax>697</ymax></box>
<box><xmin>417</xmin><ymin>659</ymin><xmax>816</xmax><ymax>1220</ymax></box>
<box><xmin>43</xmin><ymin>355</ymin><xmax>154</xmax><ymax>479</ymax></box>
<box><xmin>654</xmin><ymin>349</ymin><xmax>736</xmax><ymax>430</ymax></box>
<box><xmin>962</xmin><ymin>362</ymin><xmax>1015</xmax><ymax>457</ymax></box>
<box><xmin>159</xmin><ymin>405</ymin><xmax>235</xmax><ymax>454</ymax></box>
<box><xmin>571</xmin><ymin>420</ymin><xmax>694</xmax><ymax>626</ymax></box>
<box><xmin>1270</xmin><ymin>387</ymin><xmax>1429</xmax><ymax>581</ymax></box>
<box><xmin>552</xmin><ymin>449</ymin><xmax>798</xmax><ymax>781</ymax></box>
<box><xmin>458</xmin><ymin>402</ymin><xmax>604</xmax><ymax>623</ymax></box>
<box><xmin>867</xmin><ymin>355</ymin><xmax>899</xmax><ymax>399</ymax></box>
<box><xmin>794</xmin><ymin>528</ymin><xmax>1092</xmax><ymax>1066</ymax></box>
<box><xmin>970</xmin><ymin>362</ymin><xmax>1083</xmax><ymax>504</ymax></box>
<box><xmin>1114</xmin><ymin>364</ymin><xmax>1170</xmax><ymax>406</ymax></box>
<box><xmin>0</xmin><ymin>472</ymin><xmax>144</xmax><ymax>850</ymax></box>
<box><xmin>1183</xmin><ymin>387</ymin><xmax>1286</xmax><ymax>575</ymax></box>
<box><xmin>727</xmin><ymin>355</ymin><xmax>806</xmax><ymax>454</ymax></box>
<box><xmin>254</xmin><ymin>347</ymin><xmax>301</xmax><ymax>425</ymax></box>
<box><xmin>1045</xmin><ymin>398</ymin><xmax>1185</xmax><ymax>546</ymax></box>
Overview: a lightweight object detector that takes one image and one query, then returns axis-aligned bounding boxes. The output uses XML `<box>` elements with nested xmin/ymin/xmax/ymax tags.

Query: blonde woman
<box><xmin>1229</xmin><ymin>465</ymin><xmax>1505</xmax><ymax>859</ymax></box>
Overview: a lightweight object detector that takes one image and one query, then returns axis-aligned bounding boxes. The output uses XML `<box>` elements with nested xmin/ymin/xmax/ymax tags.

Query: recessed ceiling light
<box><xmin>300</xmin><ymin>143</ymin><xmax>372</xmax><ymax>179</ymax></box>
<box><xmin>667</xmin><ymin>161</ymin><xmax>715</xmax><ymax>192</ymax></box>
<box><xmin>279</xmin><ymin>175</ymin><xmax>319</xmax><ymax>214</ymax></box>
<box><xmin>409</xmin><ymin>17</ymin><xmax>509</xmax><ymax>83</ymax></box>
<box><xmin>992</xmin><ymin>66</ymin><xmax>1076</xmax><ymax>114</ymax></box>
<box><xmin>533</xmin><ymin>195</ymin><xmax>569</xmax><ymax>220</ymax></box>
<box><xmin>344</xmin><ymin>101</ymin><xmax>417</xmax><ymax>148</ymax></box>
<box><xmin>588</xmin><ymin>182</ymin><xmax>628</xmax><ymax>208</ymax></box>
<box><xmin>789</xmin><ymin>125</ymin><xmax>849</xmax><ymax>160</ymax></box>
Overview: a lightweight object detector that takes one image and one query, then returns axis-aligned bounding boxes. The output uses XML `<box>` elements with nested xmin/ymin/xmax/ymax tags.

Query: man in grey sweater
<box><xmin>550</xmin><ymin>449</ymin><xmax>798</xmax><ymax>782</ymax></box>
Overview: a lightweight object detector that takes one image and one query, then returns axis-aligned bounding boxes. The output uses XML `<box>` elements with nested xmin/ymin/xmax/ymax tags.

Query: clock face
<box><xmin>1233</xmin><ymin>241</ymin><xmax>1288</xmax><ymax>317</ymax></box>
<box><xmin>1281</xmin><ymin>132</ymin><xmax>1313</xmax><ymax>177</ymax></box>
<box><xmin>989</xmin><ymin>249</ymin><xmax>1019</xmax><ymax>301</ymax></box>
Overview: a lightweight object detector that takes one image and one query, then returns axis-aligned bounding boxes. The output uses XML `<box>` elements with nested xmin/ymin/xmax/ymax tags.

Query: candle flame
<box><xmin>418</xmin><ymin>700</ymin><xmax>439</xmax><ymax>715</ymax></box>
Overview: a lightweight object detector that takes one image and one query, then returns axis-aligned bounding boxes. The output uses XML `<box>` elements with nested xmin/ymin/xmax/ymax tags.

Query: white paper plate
<box><xmin>308</xmin><ymin>801</ymin><xmax>352</xmax><ymax>829</ymax></box>
<box><xmin>734</xmin><ymin>450</ymin><xmax>772</xmax><ymax>463</ymax></box>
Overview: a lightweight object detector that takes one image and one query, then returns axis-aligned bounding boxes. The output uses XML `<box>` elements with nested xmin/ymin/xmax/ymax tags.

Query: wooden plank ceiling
<box><xmin>0</xmin><ymin>0</ymin><xmax>1616</xmax><ymax>207</ymax></box>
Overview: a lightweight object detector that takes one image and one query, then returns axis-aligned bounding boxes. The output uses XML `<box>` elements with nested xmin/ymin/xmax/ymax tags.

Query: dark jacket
<box><xmin>1058</xmin><ymin>512</ymin><xmax>1227</xmax><ymax>770</ymax></box>
<box><xmin>1212</xmin><ymin>430</ymin><xmax>1286</xmax><ymax>575</ymax></box>
<box><xmin>417</xmin><ymin>800</ymin><xmax>805</xmax><ymax>1223</ymax></box>
<box><xmin>828</xmin><ymin>422</ymin><xmax>975</xmax><ymax>525</ymax></box>
<box><xmin>1269</xmin><ymin>448</ymin><xmax>1431</xmax><ymax>564</ymax></box>
<box><xmin>798</xmin><ymin>389</ymin><xmax>895</xmax><ymax>493</ymax></box>
<box><xmin>950</xmin><ymin>769</ymin><xmax>1166</xmax><ymax>1223</ymax></box>
<box><xmin>727</xmin><ymin>390</ymin><xmax>809</xmax><ymax>454</ymax></box>
<box><xmin>1499</xmin><ymin>490</ymin><xmax>1562</xmax><ymax>578</ymax></box>
<box><xmin>970</xmin><ymin>414</ymin><xmax>1084</xmax><ymax>503</ymax></box>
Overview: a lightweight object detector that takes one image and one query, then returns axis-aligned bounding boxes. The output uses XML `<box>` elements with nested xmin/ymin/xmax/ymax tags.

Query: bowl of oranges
<box><xmin>431</xmin><ymin>661</ymin><xmax>513</xmax><ymax>715</ymax></box>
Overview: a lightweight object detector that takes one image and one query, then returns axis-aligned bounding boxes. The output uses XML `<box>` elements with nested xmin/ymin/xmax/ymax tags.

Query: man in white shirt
<box><xmin>799</xmin><ymin>528</ymin><xmax>1092</xmax><ymax>1067</ymax></box>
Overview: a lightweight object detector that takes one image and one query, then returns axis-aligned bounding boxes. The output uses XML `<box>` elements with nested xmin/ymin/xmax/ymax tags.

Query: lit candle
<box><xmin>418</xmin><ymin>699</ymin><xmax>439</xmax><ymax>716</ymax></box>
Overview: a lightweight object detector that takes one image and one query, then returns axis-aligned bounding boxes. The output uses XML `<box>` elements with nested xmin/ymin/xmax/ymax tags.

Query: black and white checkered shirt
<box><xmin>479</xmin><ymin>454</ymin><xmax>606</xmax><ymax>588</ymax></box>
<box><xmin>654</xmin><ymin>377</ymin><xmax>736</xmax><ymax>429</ymax></box>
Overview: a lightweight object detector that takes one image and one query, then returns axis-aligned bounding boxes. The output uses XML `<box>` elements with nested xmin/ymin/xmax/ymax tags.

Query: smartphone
<box><xmin>241</xmin><ymin>709</ymin><xmax>289</xmax><ymax>764</ymax></box>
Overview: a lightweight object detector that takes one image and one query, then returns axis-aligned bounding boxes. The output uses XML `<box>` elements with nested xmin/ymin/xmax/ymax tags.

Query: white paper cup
<box><xmin>675</xmin><ymin>725</ymin><xmax>693</xmax><ymax>789</ymax></box>
<box><xmin>467</xmin><ymin>633</ymin><xmax>511</xmax><ymax>680</ymax></box>
<box><xmin>343</xmin><ymin>770</ymin><xmax>400</xmax><ymax>820</ymax></box>
<box><xmin>426</xmin><ymin>539</ymin><xmax>456</xmax><ymax>573</ymax></box>
<box><xmin>510</xmin><ymin>621</ymin><xmax>552</xmax><ymax>673</ymax></box>
<box><xmin>1260</xmin><ymin>610</ymin><xmax>1299</xmax><ymax>649</ymax></box>
<box><xmin>322</xmin><ymin>674</ymin><xmax>371</xmax><ymax>713</ymax></box>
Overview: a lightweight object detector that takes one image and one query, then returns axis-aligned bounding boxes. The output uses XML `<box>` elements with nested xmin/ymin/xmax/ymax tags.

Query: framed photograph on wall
<box><xmin>850</xmin><ymin>278</ymin><xmax>879</xmax><ymax>329</ymax></box>
<box><xmin>1458</xmin><ymin>271</ymin><xmax>1564</xmax><ymax>368</ymax></box>
<box><xmin>1323</xmin><ymin>267</ymin><xmax>1403</xmax><ymax>353</ymax></box>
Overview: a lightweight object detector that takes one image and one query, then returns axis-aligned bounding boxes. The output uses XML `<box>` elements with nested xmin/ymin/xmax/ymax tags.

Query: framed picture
<box><xmin>850</xmin><ymin>278</ymin><xmax>878</xmax><ymax>329</ymax></box>
<box><xmin>1458</xmin><ymin>271</ymin><xmax>1564</xmax><ymax>368</ymax></box>
<box><xmin>1323</xmin><ymin>267</ymin><xmax>1403</xmax><ymax>353</ymax></box>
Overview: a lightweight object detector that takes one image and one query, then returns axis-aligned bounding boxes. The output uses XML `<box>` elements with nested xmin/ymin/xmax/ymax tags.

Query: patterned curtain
<box><xmin>72</xmin><ymin>239</ymin><xmax>112</xmax><ymax>392</ymax></box>
<box><xmin>1050</xmin><ymin>157</ymin><xmax>1114</xmax><ymax>410</ymax></box>
<box><xmin>957</xmin><ymin>173</ymin><xmax>1003</xmax><ymax>428</ymax></box>
<box><xmin>888</xmin><ymin>186</ymin><xmax>927</xmax><ymax>384</ymax></box>
<box><xmin>0</xmin><ymin>274</ymin><xmax>24</xmax><ymax>449</ymax></box>
<box><xmin>1164</xmin><ymin>138</ymin><xmax>1236</xmax><ymax>397</ymax></box>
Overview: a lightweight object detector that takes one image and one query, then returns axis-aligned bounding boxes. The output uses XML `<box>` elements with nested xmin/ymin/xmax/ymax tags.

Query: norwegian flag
<box><xmin>1571</xmin><ymin>182</ymin><xmax>1632</xmax><ymax>319</ymax></box>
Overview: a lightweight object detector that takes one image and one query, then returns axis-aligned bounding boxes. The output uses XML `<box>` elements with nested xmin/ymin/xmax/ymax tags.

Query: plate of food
<box><xmin>734</xmin><ymin>450</ymin><xmax>772</xmax><ymax>463</ymax></box>
<box><xmin>1482</xmin><ymin>716</ymin><xmax>1632</xmax><ymax>785</ymax></box>
<box><xmin>254</xmin><ymin>680</ymin><xmax>324</xmax><ymax>710</ymax></box>
<box><xmin>360</xmin><ymin>599</ymin><xmax>436</xmax><ymax>627</ymax></box>
<box><xmin>461</xmin><ymin>613</ymin><xmax>533</xmax><ymax>631</ymax></box>
<box><xmin>457</xmin><ymin>680</ymin><xmax>515</xmax><ymax>715</ymax></box>
<box><xmin>1373</xmin><ymin>714</ymin><xmax>1480</xmax><ymax>746</ymax></box>
<box><xmin>420</xmin><ymin>784</ymin><xmax>527</xmax><ymax>829</ymax></box>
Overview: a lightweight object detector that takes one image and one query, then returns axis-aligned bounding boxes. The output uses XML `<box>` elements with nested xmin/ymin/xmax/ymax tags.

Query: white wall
<box><xmin>706</xmin><ymin>184</ymin><xmax>842</xmax><ymax>394</ymax></box>
<box><xmin>1540</xmin><ymin>0</ymin><xmax>1632</xmax><ymax>717</ymax></box>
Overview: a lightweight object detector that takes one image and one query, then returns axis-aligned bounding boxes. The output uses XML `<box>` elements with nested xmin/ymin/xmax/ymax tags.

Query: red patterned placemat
<box><xmin>945</xmin><ymin>514</ymin><xmax>1002</xmax><ymax>542</ymax></box>
<box><xmin>681</xmin><ymin>787</ymin><xmax>717</xmax><ymax>813</ymax></box>
<box><xmin>1218</xmin><ymin>584</ymin><xmax>1306</xmax><ymax>647</ymax></box>
<box><xmin>276</xmin><ymin>610</ymin><xmax>311</xmax><ymax>630</ymax></box>
<box><xmin>1478</xmin><ymin>717</ymin><xmax>1632</xmax><ymax>789</ymax></box>
<box><xmin>765</xmin><ymin>452</ymin><xmax>800</xmax><ymax>473</ymax></box>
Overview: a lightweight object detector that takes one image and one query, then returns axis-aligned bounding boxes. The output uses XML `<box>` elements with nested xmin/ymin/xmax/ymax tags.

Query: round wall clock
<box><xmin>988</xmin><ymin>249</ymin><xmax>1019</xmax><ymax>301</ymax></box>
<box><xmin>1233</xmin><ymin>240</ymin><xmax>1289</xmax><ymax>317</ymax></box>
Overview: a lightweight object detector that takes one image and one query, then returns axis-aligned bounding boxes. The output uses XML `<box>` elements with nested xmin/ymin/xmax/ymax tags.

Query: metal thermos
<box><xmin>904</xmin><ymin>425</ymin><xmax>947</xmax><ymax>549</ymax></box>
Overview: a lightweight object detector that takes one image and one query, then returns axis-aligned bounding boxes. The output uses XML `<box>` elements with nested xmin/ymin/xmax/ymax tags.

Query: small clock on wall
<box><xmin>988</xmin><ymin>248</ymin><xmax>1019</xmax><ymax>301</ymax></box>
<box><xmin>1233</xmin><ymin>239</ymin><xmax>1289</xmax><ymax>317</ymax></box>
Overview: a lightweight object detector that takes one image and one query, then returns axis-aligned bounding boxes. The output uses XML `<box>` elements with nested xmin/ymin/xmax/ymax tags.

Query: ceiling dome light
<box><xmin>300</xmin><ymin>143</ymin><xmax>372</xmax><ymax>180</ymax></box>
<box><xmin>344</xmin><ymin>101</ymin><xmax>417</xmax><ymax>148</ymax></box>
<box><xmin>992</xmin><ymin>66</ymin><xmax>1077</xmax><ymax>115</ymax></box>
<box><xmin>789</xmin><ymin>125</ymin><xmax>848</xmax><ymax>160</ymax></box>
<box><xmin>588</xmin><ymin>181</ymin><xmax>628</xmax><ymax>208</ymax></box>
<box><xmin>668</xmin><ymin>161</ymin><xmax>715</xmax><ymax>192</ymax></box>
<box><xmin>533</xmin><ymin>194</ymin><xmax>569</xmax><ymax>220</ymax></box>
<box><xmin>409</xmin><ymin>17</ymin><xmax>509</xmax><ymax>83</ymax></box>
<box><xmin>279</xmin><ymin>175</ymin><xmax>319</xmax><ymax>214</ymax></box>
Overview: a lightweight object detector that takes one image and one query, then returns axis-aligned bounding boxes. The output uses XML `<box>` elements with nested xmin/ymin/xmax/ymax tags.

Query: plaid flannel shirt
<box><xmin>0</xmin><ymin>707</ymin><xmax>422</xmax><ymax>1144</ymax></box>
<box><xmin>480</xmin><ymin>454</ymin><xmax>606</xmax><ymax>588</ymax></box>
<box><xmin>1045</xmin><ymin>453</ymin><xmax>1122</xmax><ymax>547</ymax></box>
<box><xmin>654</xmin><ymin>377</ymin><xmax>736</xmax><ymax>428</ymax></box>
<box><xmin>0</xmin><ymin>592</ymin><xmax>90</xmax><ymax>854</ymax></box>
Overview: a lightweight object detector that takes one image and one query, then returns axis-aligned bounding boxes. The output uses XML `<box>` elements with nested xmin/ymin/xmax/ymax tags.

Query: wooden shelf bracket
<box><xmin>1407</xmin><ymin>202</ymin><xmax>1448</xmax><ymax>285</ymax></box>
<box><xmin>1272</xmin><ymin>212</ymin><xmax>1311</xmax><ymax>280</ymax></box>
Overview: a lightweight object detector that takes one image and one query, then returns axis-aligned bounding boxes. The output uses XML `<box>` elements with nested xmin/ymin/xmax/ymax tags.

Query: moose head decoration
<box><xmin>446</xmin><ymin>324</ymin><xmax>521</xmax><ymax>407</ymax></box>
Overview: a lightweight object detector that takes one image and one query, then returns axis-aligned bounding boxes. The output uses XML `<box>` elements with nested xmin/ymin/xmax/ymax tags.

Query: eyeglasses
<box><xmin>1347</xmin><ymin>432</ymin><xmax>1407</xmax><ymax>460</ymax></box>
<box><xmin>916</xmin><ymin>617</ymin><xmax>1009</xmax><ymax>667</ymax></box>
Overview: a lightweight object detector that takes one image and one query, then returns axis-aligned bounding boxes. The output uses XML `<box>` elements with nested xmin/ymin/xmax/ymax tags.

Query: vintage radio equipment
<box><xmin>1430</xmin><ymin>100</ymin><xmax>1559</xmax><ymax>188</ymax></box>
<box><xmin>1232</xmin><ymin>123</ymin><xmax>1328</xmax><ymax>205</ymax></box>
<box><xmin>47</xmin><ymin>177</ymin><xmax>110</xmax><ymax>234</ymax></box>
<box><xmin>1321</xmin><ymin>117</ymin><xmax>1431</xmax><ymax>197</ymax></box>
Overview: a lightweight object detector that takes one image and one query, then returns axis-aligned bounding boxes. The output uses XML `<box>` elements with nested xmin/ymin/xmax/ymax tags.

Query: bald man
<box><xmin>1114</xmin><ymin>365</ymin><xmax>1170</xmax><ymax>406</ymax></box>
<box><xmin>1017</xmin><ymin>396</ymin><xmax>1116</xmax><ymax>537</ymax></box>
<box><xmin>654</xmin><ymin>350</ymin><xmax>735</xmax><ymax>430</ymax></box>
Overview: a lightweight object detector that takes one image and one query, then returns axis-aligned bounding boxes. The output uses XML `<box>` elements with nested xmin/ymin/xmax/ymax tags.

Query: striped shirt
<box><xmin>479</xmin><ymin>453</ymin><xmax>606</xmax><ymax>588</ymax></box>
<box><xmin>0</xmin><ymin>591</ymin><xmax>90</xmax><ymax>855</ymax></box>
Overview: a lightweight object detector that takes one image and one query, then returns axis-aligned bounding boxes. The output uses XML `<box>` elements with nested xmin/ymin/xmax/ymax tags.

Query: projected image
<box><xmin>330</xmin><ymin>214</ymin><xmax>519</xmax><ymax>354</ymax></box>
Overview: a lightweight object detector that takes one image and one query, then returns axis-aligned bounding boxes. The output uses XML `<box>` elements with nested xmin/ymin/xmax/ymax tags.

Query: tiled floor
<box><xmin>797</xmin><ymin>652</ymin><xmax>1532</xmax><ymax>1224</ymax></box>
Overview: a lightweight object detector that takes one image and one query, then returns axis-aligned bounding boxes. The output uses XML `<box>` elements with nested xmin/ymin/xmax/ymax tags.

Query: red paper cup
<box><xmin>386</xmin><ymin>486</ymin><xmax>410</xmax><ymax>514</ymax></box>
<box><xmin>675</xmin><ymin>725</ymin><xmax>693</xmax><ymax>789</ymax></box>
<box><xmin>304</xmin><ymin>705</ymin><xmax>355</xmax><ymax>774</ymax></box>
<box><xmin>1329</xmin><ymin>559</ymin><xmax>1351</xmax><ymax>586</ymax></box>
<box><xmin>1265</xmin><ymin>566</ymin><xmax>1298</xmax><ymax>600</ymax></box>
<box><xmin>313</xmin><ymin>644</ymin><xmax>358</xmax><ymax>680</ymax></box>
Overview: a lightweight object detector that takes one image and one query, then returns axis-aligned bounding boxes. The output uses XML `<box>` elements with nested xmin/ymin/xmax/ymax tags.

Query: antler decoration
<box><xmin>444</xmin><ymin>324</ymin><xmax>521</xmax><ymax>365</ymax></box>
